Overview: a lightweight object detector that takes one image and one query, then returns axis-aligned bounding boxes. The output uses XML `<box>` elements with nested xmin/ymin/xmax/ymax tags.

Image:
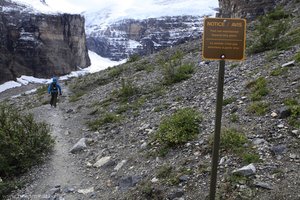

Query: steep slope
<box><xmin>5</xmin><ymin>37</ymin><xmax>299</xmax><ymax>200</ymax></box>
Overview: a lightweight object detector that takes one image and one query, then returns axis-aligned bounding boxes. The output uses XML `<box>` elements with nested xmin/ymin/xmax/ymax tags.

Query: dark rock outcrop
<box><xmin>218</xmin><ymin>0</ymin><xmax>279</xmax><ymax>19</ymax></box>
<box><xmin>86</xmin><ymin>16</ymin><xmax>203</xmax><ymax>61</ymax></box>
<box><xmin>0</xmin><ymin>0</ymin><xmax>90</xmax><ymax>84</ymax></box>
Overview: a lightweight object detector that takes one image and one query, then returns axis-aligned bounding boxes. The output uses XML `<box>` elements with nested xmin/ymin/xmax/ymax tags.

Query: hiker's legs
<box><xmin>50</xmin><ymin>94</ymin><xmax>55</xmax><ymax>106</ymax></box>
<box><xmin>53</xmin><ymin>92</ymin><xmax>58</xmax><ymax>107</ymax></box>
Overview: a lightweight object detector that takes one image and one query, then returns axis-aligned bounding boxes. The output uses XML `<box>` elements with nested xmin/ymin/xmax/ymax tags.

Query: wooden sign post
<box><xmin>202</xmin><ymin>17</ymin><xmax>246</xmax><ymax>200</ymax></box>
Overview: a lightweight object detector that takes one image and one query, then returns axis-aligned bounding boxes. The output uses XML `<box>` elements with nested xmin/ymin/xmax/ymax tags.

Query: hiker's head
<box><xmin>52</xmin><ymin>77</ymin><xmax>57</xmax><ymax>83</ymax></box>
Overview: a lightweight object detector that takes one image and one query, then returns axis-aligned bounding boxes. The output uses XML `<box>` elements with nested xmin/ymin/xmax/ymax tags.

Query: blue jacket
<box><xmin>48</xmin><ymin>77</ymin><xmax>62</xmax><ymax>94</ymax></box>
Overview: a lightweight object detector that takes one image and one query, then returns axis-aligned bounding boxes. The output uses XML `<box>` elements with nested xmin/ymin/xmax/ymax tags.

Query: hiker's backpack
<box><xmin>51</xmin><ymin>82</ymin><xmax>58</xmax><ymax>93</ymax></box>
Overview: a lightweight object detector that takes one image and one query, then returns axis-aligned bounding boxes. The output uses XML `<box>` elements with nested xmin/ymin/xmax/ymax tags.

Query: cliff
<box><xmin>0</xmin><ymin>0</ymin><xmax>90</xmax><ymax>84</ymax></box>
<box><xmin>218</xmin><ymin>0</ymin><xmax>282</xmax><ymax>19</ymax></box>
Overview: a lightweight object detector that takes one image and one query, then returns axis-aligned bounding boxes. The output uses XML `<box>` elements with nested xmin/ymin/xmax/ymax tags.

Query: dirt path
<box><xmin>7</xmin><ymin>86</ymin><xmax>97</xmax><ymax>200</ymax></box>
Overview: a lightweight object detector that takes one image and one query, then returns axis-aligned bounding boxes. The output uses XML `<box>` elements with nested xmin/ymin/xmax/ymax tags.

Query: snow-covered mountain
<box><xmin>83</xmin><ymin>0</ymin><xmax>218</xmax><ymax>60</ymax></box>
<box><xmin>10</xmin><ymin>0</ymin><xmax>218</xmax><ymax>60</ymax></box>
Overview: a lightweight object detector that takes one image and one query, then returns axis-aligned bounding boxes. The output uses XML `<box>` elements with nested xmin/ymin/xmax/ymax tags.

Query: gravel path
<box><xmin>6</xmin><ymin>85</ymin><xmax>97</xmax><ymax>200</ymax></box>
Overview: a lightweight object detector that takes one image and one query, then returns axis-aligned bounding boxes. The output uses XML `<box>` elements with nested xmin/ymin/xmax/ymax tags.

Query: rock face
<box><xmin>218</xmin><ymin>0</ymin><xmax>279</xmax><ymax>19</ymax></box>
<box><xmin>0</xmin><ymin>0</ymin><xmax>90</xmax><ymax>84</ymax></box>
<box><xmin>86</xmin><ymin>16</ymin><xmax>203</xmax><ymax>61</ymax></box>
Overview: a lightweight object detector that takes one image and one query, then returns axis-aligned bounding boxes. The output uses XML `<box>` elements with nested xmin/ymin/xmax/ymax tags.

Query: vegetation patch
<box><xmin>247</xmin><ymin>101</ymin><xmax>270</xmax><ymax>115</ymax></box>
<box><xmin>270</xmin><ymin>66</ymin><xmax>288</xmax><ymax>76</ymax></box>
<box><xmin>0</xmin><ymin>103</ymin><xmax>54</xmax><ymax>197</ymax></box>
<box><xmin>158</xmin><ymin>50</ymin><xmax>194</xmax><ymax>85</ymax></box>
<box><xmin>108</xmin><ymin>66</ymin><xmax>124</xmax><ymax>78</ymax></box>
<box><xmin>246</xmin><ymin>77</ymin><xmax>269</xmax><ymax>101</ymax></box>
<box><xmin>230</xmin><ymin>113</ymin><xmax>239</xmax><ymax>122</ymax></box>
<box><xmin>127</xmin><ymin>54</ymin><xmax>141</xmax><ymax>63</ymax></box>
<box><xmin>87</xmin><ymin>112</ymin><xmax>122</xmax><ymax>131</ymax></box>
<box><xmin>223</xmin><ymin>97</ymin><xmax>237</xmax><ymax>106</ymax></box>
<box><xmin>155</xmin><ymin>108</ymin><xmax>202</xmax><ymax>147</ymax></box>
<box><xmin>118</xmin><ymin>78</ymin><xmax>139</xmax><ymax>102</ymax></box>
<box><xmin>265</xmin><ymin>50</ymin><xmax>280</xmax><ymax>61</ymax></box>
<box><xmin>220</xmin><ymin>128</ymin><xmax>248</xmax><ymax>153</ymax></box>
<box><xmin>284</xmin><ymin>98</ymin><xmax>300</xmax><ymax>128</ymax></box>
<box><xmin>242</xmin><ymin>152</ymin><xmax>261</xmax><ymax>164</ymax></box>
<box><xmin>295</xmin><ymin>51</ymin><xmax>300</xmax><ymax>63</ymax></box>
<box><xmin>69</xmin><ymin>90</ymin><xmax>85</xmax><ymax>102</ymax></box>
<box><xmin>248</xmin><ymin>7</ymin><xmax>291</xmax><ymax>53</ymax></box>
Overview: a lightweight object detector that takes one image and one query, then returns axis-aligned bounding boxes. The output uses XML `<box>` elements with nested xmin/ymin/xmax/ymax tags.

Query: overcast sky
<box><xmin>15</xmin><ymin>0</ymin><xmax>219</xmax><ymax>15</ymax></box>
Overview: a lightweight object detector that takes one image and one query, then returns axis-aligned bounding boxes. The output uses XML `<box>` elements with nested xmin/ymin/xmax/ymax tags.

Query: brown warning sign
<box><xmin>202</xmin><ymin>18</ymin><xmax>246</xmax><ymax>61</ymax></box>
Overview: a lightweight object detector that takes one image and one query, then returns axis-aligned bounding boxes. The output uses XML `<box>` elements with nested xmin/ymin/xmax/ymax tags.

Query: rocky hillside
<box><xmin>218</xmin><ymin>0</ymin><xmax>295</xmax><ymax>19</ymax></box>
<box><xmin>0</xmin><ymin>0</ymin><xmax>90</xmax><ymax>84</ymax></box>
<box><xmin>1</xmin><ymin>1</ymin><xmax>300</xmax><ymax>200</ymax></box>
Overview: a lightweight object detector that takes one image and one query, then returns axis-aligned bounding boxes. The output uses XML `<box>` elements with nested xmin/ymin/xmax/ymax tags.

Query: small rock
<box><xmin>19</xmin><ymin>195</ymin><xmax>29</xmax><ymax>200</ymax></box>
<box><xmin>140</xmin><ymin>142</ymin><xmax>147</xmax><ymax>149</ymax></box>
<box><xmin>66</xmin><ymin>109</ymin><xmax>74</xmax><ymax>113</ymax></box>
<box><xmin>86</xmin><ymin>162</ymin><xmax>93</xmax><ymax>167</ymax></box>
<box><xmin>119</xmin><ymin>176</ymin><xmax>142</xmax><ymax>190</ymax></box>
<box><xmin>289</xmin><ymin>153</ymin><xmax>297</xmax><ymax>159</ymax></box>
<box><xmin>48</xmin><ymin>187</ymin><xmax>61</xmax><ymax>195</ymax></box>
<box><xmin>271</xmin><ymin>144</ymin><xmax>287</xmax><ymax>155</ymax></box>
<box><xmin>78</xmin><ymin>187</ymin><xmax>94</xmax><ymax>194</ymax></box>
<box><xmin>93</xmin><ymin>156</ymin><xmax>111</xmax><ymax>168</ymax></box>
<box><xmin>253</xmin><ymin>138</ymin><xmax>266</xmax><ymax>145</ymax></box>
<box><xmin>278</xmin><ymin>107</ymin><xmax>291</xmax><ymax>119</ymax></box>
<box><xmin>64</xmin><ymin>187</ymin><xmax>75</xmax><ymax>193</ymax></box>
<box><xmin>70</xmin><ymin>138</ymin><xmax>87</xmax><ymax>153</ymax></box>
<box><xmin>114</xmin><ymin>160</ymin><xmax>127</xmax><ymax>171</ymax></box>
<box><xmin>151</xmin><ymin>177</ymin><xmax>159</xmax><ymax>183</ymax></box>
<box><xmin>277</xmin><ymin>124</ymin><xmax>285</xmax><ymax>128</ymax></box>
<box><xmin>169</xmin><ymin>189</ymin><xmax>184</xmax><ymax>199</ymax></box>
<box><xmin>232</xmin><ymin>164</ymin><xmax>256</xmax><ymax>176</ymax></box>
<box><xmin>64</xmin><ymin>130</ymin><xmax>70</xmax><ymax>135</ymax></box>
<box><xmin>219</xmin><ymin>156</ymin><xmax>227</xmax><ymax>165</ymax></box>
<box><xmin>179</xmin><ymin>175</ymin><xmax>189</xmax><ymax>182</ymax></box>
<box><xmin>0</xmin><ymin>177</ymin><xmax>2</xmax><ymax>182</ymax></box>
<box><xmin>254</xmin><ymin>181</ymin><xmax>273</xmax><ymax>190</ymax></box>
<box><xmin>271</xmin><ymin>112</ymin><xmax>278</xmax><ymax>118</ymax></box>
<box><xmin>292</xmin><ymin>130</ymin><xmax>299</xmax><ymax>135</ymax></box>
<box><xmin>281</xmin><ymin>60</ymin><xmax>295</xmax><ymax>67</ymax></box>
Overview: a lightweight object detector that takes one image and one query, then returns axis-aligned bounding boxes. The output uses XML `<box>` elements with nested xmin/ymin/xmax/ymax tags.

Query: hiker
<box><xmin>48</xmin><ymin>77</ymin><xmax>62</xmax><ymax>107</ymax></box>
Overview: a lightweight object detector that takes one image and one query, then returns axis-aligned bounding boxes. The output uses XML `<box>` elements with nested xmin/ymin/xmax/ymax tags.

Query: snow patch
<box><xmin>0</xmin><ymin>51</ymin><xmax>125</xmax><ymax>94</ymax></box>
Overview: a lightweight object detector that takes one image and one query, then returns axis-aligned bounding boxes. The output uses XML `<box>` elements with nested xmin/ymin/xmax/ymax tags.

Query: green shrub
<box><xmin>87</xmin><ymin>112</ymin><xmax>122</xmax><ymax>131</ymax></box>
<box><xmin>230</xmin><ymin>114</ymin><xmax>239</xmax><ymax>122</ymax></box>
<box><xmin>69</xmin><ymin>90</ymin><xmax>85</xmax><ymax>102</ymax></box>
<box><xmin>242</xmin><ymin>152</ymin><xmax>261</xmax><ymax>164</ymax></box>
<box><xmin>246</xmin><ymin>77</ymin><xmax>269</xmax><ymax>101</ymax></box>
<box><xmin>36</xmin><ymin>85</ymin><xmax>48</xmax><ymax>96</ymax></box>
<box><xmin>247</xmin><ymin>101</ymin><xmax>270</xmax><ymax>115</ymax></box>
<box><xmin>108</xmin><ymin>66</ymin><xmax>123</xmax><ymax>78</ymax></box>
<box><xmin>158</xmin><ymin>50</ymin><xmax>194</xmax><ymax>85</ymax></box>
<box><xmin>284</xmin><ymin>98</ymin><xmax>300</xmax><ymax>128</ymax></box>
<box><xmin>128</xmin><ymin>54</ymin><xmax>141</xmax><ymax>63</ymax></box>
<box><xmin>163</xmin><ymin>63</ymin><xmax>194</xmax><ymax>85</ymax></box>
<box><xmin>265</xmin><ymin>50</ymin><xmax>280</xmax><ymax>62</ymax></box>
<box><xmin>0</xmin><ymin>103</ymin><xmax>53</xmax><ymax>197</ymax></box>
<box><xmin>295</xmin><ymin>52</ymin><xmax>300</xmax><ymax>63</ymax></box>
<box><xmin>155</xmin><ymin>108</ymin><xmax>202</xmax><ymax>147</ymax></box>
<box><xmin>118</xmin><ymin>78</ymin><xmax>139</xmax><ymax>102</ymax></box>
<box><xmin>220</xmin><ymin>128</ymin><xmax>248</xmax><ymax>153</ymax></box>
<box><xmin>156</xmin><ymin>165</ymin><xmax>173</xmax><ymax>179</ymax></box>
<box><xmin>270</xmin><ymin>67</ymin><xmax>288</xmax><ymax>76</ymax></box>
<box><xmin>223</xmin><ymin>97</ymin><xmax>237</xmax><ymax>106</ymax></box>
<box><xmin>248</xmin><ymin>8</ymin><xmax>290</xmax><ymax>53</ymax></box>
